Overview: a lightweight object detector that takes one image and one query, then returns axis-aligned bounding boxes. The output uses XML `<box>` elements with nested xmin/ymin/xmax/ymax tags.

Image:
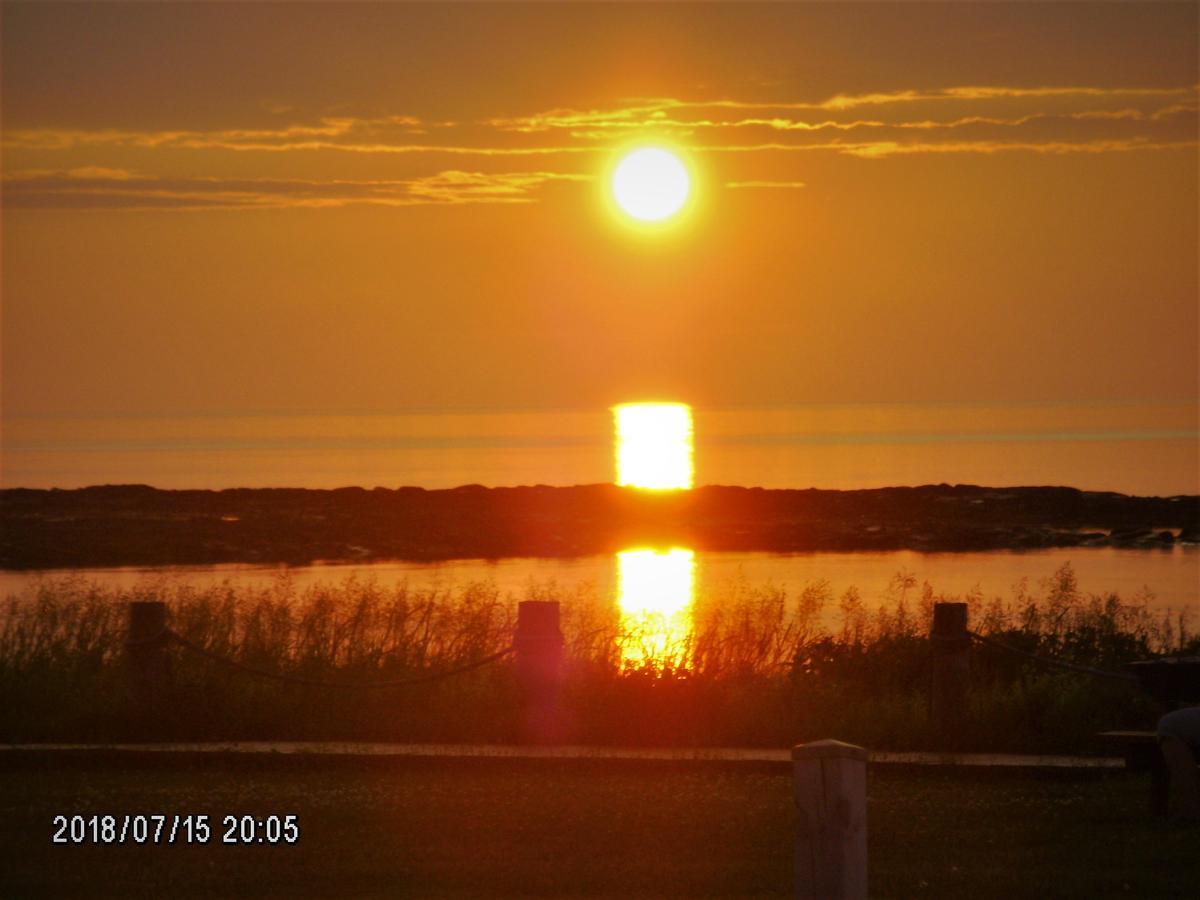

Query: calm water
<box><xmin>5</xmin><ymin>547</ymin><xmax>1196</xmax><ymax>622</ymax></box>
<box><xmin>3</xmin><ymin>401</ymin><xmax>1197</xmax><ymax>494</ymax></box>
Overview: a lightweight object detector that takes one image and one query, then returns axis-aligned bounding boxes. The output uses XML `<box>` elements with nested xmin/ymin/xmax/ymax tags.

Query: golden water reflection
<box><xmin>616</xmin><ymin>547</ymin><xmax>696</xmax><ymax>668</ymax></box>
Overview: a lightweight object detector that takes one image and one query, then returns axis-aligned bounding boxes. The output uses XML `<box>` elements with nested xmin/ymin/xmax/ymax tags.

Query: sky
<box><xmin>2</xmin><ymin>2</ymin><xmax>1197</xmax><ymax>425</ymax></box>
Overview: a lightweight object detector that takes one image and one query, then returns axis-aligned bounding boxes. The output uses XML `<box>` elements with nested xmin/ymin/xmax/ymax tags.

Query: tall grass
<box><xmin>1</xmin><ymin>564</ymin><xmax>1193</xmax><ymax>750</ymax></box>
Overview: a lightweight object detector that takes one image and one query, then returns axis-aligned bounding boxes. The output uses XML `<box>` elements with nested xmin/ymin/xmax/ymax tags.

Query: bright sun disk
<box><xmin>611</xmin><ymin>148</ymin><xmax>690</xmax><ymax>222</ymax></box>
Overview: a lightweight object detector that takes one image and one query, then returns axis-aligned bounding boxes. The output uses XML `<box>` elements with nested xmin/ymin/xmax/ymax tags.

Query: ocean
<box><xmin>2</xmin><ymin>401</ymin><xmax>1196</xmax><ymax>495</ymax></box>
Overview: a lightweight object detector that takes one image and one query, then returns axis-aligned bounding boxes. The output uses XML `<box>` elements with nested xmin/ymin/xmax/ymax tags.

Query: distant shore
<box><xmin>2</xmin><ymin>483</ymin><xmax>1196</xmax><ymax>570</ymax></box>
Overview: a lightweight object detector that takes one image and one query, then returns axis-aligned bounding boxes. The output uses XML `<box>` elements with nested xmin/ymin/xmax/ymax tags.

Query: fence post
<box><xmin>514</xmin><ymin>600</ymin><xmax>564</xmax><ymax>744</ymax></box>
<box><xmin>127</xmin><ymin>601</ymin><xmax>170</xmax><ymax>728</ymax></box>
<box><xmin>930</xmin><ymin>602</ymin><xmax>970</xmax><ymax>747</ymax></box>
<box><xmin>792</xmin><ymin>739</ymin><xmax>868</xmax><ymax>900</ymax></box>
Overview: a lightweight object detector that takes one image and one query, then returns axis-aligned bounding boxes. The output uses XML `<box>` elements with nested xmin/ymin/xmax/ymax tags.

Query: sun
<box><xmin>610</xmin><ymin>147</ymin><xmax>691</xmax><ymax>223</ymax></box>
<box><xmin>613</xmin><ymin>402</ymin><xmax>694</xmax><ymax>490</ymax></box>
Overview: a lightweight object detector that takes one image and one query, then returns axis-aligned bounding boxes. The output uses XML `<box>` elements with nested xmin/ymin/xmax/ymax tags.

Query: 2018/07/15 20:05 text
<box><xmin>51</xmin><ymin>814</ymin><xmax>300</xmax><ymax>844</ymax></box>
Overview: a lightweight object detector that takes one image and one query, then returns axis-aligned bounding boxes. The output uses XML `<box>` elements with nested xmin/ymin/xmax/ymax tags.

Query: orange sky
<box><xmin>2</xmin><ymin>2</ymin><xmax>1197</xmax><ymax>420</ymax></box>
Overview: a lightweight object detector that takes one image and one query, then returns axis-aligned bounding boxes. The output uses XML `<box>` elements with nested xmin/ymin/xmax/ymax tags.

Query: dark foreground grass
<box><xmin>3</xmin><ymin>565</ymin><xmax>1194</xmax><ymax>751</ymax></box>
<box><xmin>1</xmin><ymin>754</ymin><xmax>1197</xmax><ymax>898</ymax></box>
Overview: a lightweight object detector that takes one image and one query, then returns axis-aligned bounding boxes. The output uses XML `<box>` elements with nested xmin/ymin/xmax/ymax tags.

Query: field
<box><xmin>2</xmin><ymin>752</ymin><xmax>1198</xmax><ymax>898</ymax></box>
<box><xmin>2</xmin><ymin>564</ymin><xmax>1193</xmax><ymax>751</ymax></box>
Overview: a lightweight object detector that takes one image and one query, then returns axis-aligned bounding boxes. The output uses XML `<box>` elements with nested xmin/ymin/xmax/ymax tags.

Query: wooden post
<box><xmin>514</xmin><ymin>600</ymin><xmax>564</xmax><ymax>744</ymax></box>
<box><xmin>1159</xmin><ymin>735</ymin><xmax>1200</xmax><ymax>820</ymax></box>
<box><xmin>930</xmin><ymin>602</ymin><xmax>970</xmax><ymax>747</ymax></box>
<box><xmin>792</xmin><ymin>739</ymin><xmax>868</xmax><ymax>900</ymax></box>
<box><xmin>127</xmin><ymin>601</ymin><xmax>170</xmax><ymax>726</ymax></box>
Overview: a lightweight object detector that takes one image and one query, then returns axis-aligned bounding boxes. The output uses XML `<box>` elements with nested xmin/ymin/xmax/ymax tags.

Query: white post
<box><xmin>792</xmin><ymin>739</ymin><xmax>868</xmax><ymax>900</ymax></box>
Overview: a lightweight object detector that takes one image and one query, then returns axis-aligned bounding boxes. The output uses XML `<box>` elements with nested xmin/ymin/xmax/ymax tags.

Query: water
<box><xmin>3</xmin><ymin>401</ymin><xmax>1197</xmax><ymax>495</ymax></box>
<box><xmin>5</xmin><ymin>547</ymin><xmax>1196</xmax><ymax>622</ymax></box>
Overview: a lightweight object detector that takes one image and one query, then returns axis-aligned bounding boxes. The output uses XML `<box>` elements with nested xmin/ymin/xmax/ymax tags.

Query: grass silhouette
<box><xmin>2</xmin><ymin>564</ymin><xmax>1192</xmax><ymax>750</ymax></box>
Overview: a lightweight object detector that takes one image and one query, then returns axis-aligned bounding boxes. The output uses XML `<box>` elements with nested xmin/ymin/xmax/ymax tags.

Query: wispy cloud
<box><xmin>549</xmin><ymin>106</ymin><xmax>1197</xmax><ymax>145</ymax></box>
<box><xmin>725</xmin><ymin>180</ymin><xmax>807</xmax><ymax>189</ymax></box>
<box><xmin>704</xmin><ymin>137</ymin><xmax>1197</xmax><ymax>158</ymax></box>
<box><xmin>2</xmin><ymin>128</ymin><xmax>593</xmax><ymax>158</ymax></box>
<box><xmin>816</xmin><ymin>84</ymin><xmax>1198</xmax><ymax>110</ymax></box>
<box><xmin>5</xmin><ymin>165</ymin><xmax>137</xmax><ymax>181</ymax></box>
<box><xmin>4</xmin><ymin>83</ymin><xmax>1195</xmax><ymax>212</ymax></box>
<box><xmin>8</xmin><ymin>85</ymin><xmax>1195</xmax><ymax>158</ymax></box>
<box><xmin>2</xmin><ymin>116</ymin><xmax>428</xmax><ymax>151</ymax></box>
<box><xmin>1</xmin><ymin>169</ymin><xmax>591</xmax><ymax>210</ymax></box>
<box><xmin>485</xmin><ymin>86</ymin><xmax>1198</xmax><ymax>132</ymax></box>
<box><xmin>406</xmin><ymin>170</ymin><xmax>590</xmax><ymax>203</ymax></box>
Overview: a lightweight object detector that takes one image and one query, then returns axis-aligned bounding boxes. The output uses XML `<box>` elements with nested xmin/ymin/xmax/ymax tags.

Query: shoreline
<box><xmin>3</xmin><ymin>482</ymin><xmax>1196</xmax><ymax>570</ymax></box>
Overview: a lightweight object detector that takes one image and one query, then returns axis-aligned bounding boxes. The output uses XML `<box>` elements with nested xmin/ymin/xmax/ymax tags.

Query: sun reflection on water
<box><xmin>616</xmin><ymin>547</ymin><xmax>696</xmax><ymax>668</ymax></box>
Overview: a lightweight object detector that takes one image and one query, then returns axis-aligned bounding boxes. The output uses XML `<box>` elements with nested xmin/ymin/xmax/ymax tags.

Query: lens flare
<box><xmin>613</xmin><ymin>402</ymin><xmax>694</xmax><ymax>489</ymax></box>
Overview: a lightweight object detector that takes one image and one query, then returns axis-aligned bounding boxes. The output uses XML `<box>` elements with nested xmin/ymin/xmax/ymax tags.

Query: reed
<box><xmin>1</xmin><ymin>564</ymin><xmax>1192</xmax><ymax>749</ymax></box>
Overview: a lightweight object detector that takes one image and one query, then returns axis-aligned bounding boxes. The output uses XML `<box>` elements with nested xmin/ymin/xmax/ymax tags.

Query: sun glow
<box><xmin>614</xmin><ymin>402</ymin><xmax>694</xmax><ymax>489</ymax></box>
<box><xmin>610</xmin><ymin>147</ymin><xmax>691</xmax><ymax>223</ymax></box>
<box><xmin>617</xmin><ymin>547</ymin><xmax>696</xmax><ymax>668</ymax></box>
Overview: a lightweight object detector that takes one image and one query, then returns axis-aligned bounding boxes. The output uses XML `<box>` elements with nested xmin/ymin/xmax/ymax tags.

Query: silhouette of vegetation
<box><xmin>3</xmin><ymin>483</ymin><xmax>1195</xmax><ymax>568</ymax></box>
<box><xmin>2</xmin><ymin>564</ymin><xmax>1193</xmax><ymax>750</ymax></box>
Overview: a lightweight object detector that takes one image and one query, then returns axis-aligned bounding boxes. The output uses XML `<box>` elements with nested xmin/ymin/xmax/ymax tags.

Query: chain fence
<box><xmin>128</xmin><ymin>626</ymin><xmax>514</xmax><ymax>690</ymax></box>
<box><xmin>967</xmin><ymin>629</ymin><xmax>1138</xmax><ymax>684</ymax></box>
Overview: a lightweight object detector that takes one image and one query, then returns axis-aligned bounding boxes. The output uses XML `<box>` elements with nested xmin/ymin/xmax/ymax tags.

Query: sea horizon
<box><xmin>3</xmin><ymin>400</ymin><xmax>1197</xmax><ymax>496</ymax></box>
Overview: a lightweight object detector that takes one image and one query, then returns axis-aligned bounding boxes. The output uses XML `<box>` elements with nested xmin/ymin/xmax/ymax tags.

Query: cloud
<box><xmin>838</xmin><ymin>137</ymin><xmax>1199</xmax><ymax>158</ymax></box>
<box><xmin>8</xmin><ymin>85</ymin><xmax>1194</xmax><ymax>159</ymax></box>
<box><xmin>0</xmin><ymin>169</ymin><xmax>591</xmax><ymax>210</ymax></box>
<box><xmin>703</xmin><ymin>137</ymin><xmax>1197</xmax><ymax>158</ymax></box>
<box><xmin>554</xmin><ymin>105</ymin><xmax>1195</xmax><ymax>137</ymax></box>
<box><xmin>4</xmin><ymin>166</ymin><xmax>136</xmax><ymax>182</ymax></box>
<box><xmin>405</xmin><ymin>170</ymin><xmax>590</xmax><ymax>203</ymax></box>
<box><xmin>1</xmin><ymin>115</ymin><xmax>594</xmax><ymax>157</ymax></box>
<box><xmin>87</xmin><ymin>86</ymin><xmax>1184</xmax><ymax>153</ymax></box>
<box><xmin>485</xmin><ymin>86</ymin><xmax>1198</xmax><ymax>132</ymax></box>
<box><xmin>725</xmin><ymin>180</ymin><xmax>807</xmax><ymax>189</ymax></box>
<box><xmin>817</xmin><ymin>84</ymin><xmax>1198</xmax><ymax>110</ymax></box>
<box><xmin>3</xmin><ymin>118</ymin><xmax>358</xmax><ymax>151</ymax></box>
<box><xmin>3</xmin><ymin>82</ymin><xmax>1195</xmax><ymax>213</ymax></box>
<box><xmin>66</xmin><ymin>166</ymin><xmax>135</xmax><ymax>180</ymax></box>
